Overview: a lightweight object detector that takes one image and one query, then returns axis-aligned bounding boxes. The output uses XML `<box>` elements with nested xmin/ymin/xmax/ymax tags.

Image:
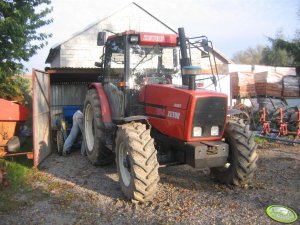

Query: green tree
<box><xmin>261</xmin><ymin>7</ymin><xmax>300</xmax><ymax>72</ymax></box>
<box><xmin>260</xmin><ymin>31</ymin><xmax>299</xmax><ymax>67</ymax></box>
<box><xmin>232</xmin><ymin>45</ymin><xmax>264</xmax><ymax>65</ymax></box>
<box><xmin>261</xmin><ymin>43</ymin><xmax>290</xmax><ymax>67</ymax></box>
<box><xmin>233</xmin><ymin>6</ymin><xmax>300</xmax><ymax>72</ymax></box>
<box><xmin>0</xmin><ymin>0</ymin><xmax>52</xmax><ymax>99</ymax></box>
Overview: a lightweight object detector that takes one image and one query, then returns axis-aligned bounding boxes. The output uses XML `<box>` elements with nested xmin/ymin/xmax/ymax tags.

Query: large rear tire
<box><xmin>83</xmin><ymin>89</ymin><xmax>114</xmax><ymax>166</ymax></box>
<box><xmin>211</xmin><ymin>118</ymin><xmax>258</xmax><ymax>185</ymax></box>
<box><xmin>116</xmin><ymin>122</ymin><xmax>159</xmax><ymax>202</ymax></box>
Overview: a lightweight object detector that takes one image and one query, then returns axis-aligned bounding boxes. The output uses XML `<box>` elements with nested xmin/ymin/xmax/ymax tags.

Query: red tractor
<box><xmin>83</xmin><ymin>28</ymin><xmax>258</xmax><ymax>202</ymax></box>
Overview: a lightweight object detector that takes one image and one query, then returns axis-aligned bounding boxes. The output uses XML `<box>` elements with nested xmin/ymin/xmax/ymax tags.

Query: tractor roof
<box><xmin>107</xmin><ymin>30</ymin><xmax>178</xmax><ymax>47</ymax></box>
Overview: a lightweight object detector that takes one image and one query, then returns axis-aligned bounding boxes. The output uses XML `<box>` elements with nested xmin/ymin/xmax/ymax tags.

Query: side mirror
<box><xmin>94</xmin><ymin>62</ymin><xmax>103</xmax><ymax>68</ymax></box>
<box><xmin>202</xmin><ymin>39</ymin><xmax>209</xmax><ymax>52</ymax></box>
<box><xmin>97</xmin><ymin>32</ymin><xmax>106</xmax><ymax>46</ymax></box>
<box><xmin>211</xmin><ymin>75</ymin><xmax>217</xmax><ymax>87</ymax></box>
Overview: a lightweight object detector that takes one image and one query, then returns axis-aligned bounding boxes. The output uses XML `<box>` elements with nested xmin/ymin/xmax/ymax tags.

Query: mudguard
<box><xmin>88</xmin><ymin>83</ymin><xmax>112</xmax><ymax>124</ymax></box>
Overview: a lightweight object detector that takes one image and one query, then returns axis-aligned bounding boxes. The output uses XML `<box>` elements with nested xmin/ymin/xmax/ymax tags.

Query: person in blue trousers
<box><xmin>63</xmin><ymin>110</ymin><xmax>86</xmax><ymax>156</ymax></box>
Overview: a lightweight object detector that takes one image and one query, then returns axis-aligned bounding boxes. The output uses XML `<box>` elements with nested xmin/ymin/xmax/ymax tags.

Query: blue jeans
<box><xmin>63</xmin><ymin>110</ymin><xmax>86</xmax><ymax>155</ymax></box>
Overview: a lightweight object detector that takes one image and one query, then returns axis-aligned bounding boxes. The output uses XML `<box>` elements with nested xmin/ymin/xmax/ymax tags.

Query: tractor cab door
<box><xmin>102</xmin><ymin>36</ymin><xmax>126</xmax><ymax>120</ymax></box>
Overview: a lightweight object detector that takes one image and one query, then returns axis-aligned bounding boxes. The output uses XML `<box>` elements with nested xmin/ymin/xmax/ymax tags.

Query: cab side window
<box><xmin>104</xmin><ymin>36</ymin><xmax>125</xmax><ymax>84</ymax></box>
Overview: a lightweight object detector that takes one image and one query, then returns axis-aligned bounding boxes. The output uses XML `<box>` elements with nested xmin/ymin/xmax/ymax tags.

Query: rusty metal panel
<box><xmin>0</xmin><ymin>99</ymin><xmax>29</xmax><ymax>121</ymax></box>
<box><xmin>50</xmin><ymin>82</ymin><xmax>88</xmax><ymax>128</ymax></box>
<box><xmin>32</xmin><ymin>70</ymin><xmax>50</xmax><ymax>167</ymax></box>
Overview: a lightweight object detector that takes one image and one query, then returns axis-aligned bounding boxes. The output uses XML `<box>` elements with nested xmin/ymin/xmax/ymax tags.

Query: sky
<box><xmin>24</xmin><ymin>0</ymin><xmax>299</xmax><ymax>72</ymax></box>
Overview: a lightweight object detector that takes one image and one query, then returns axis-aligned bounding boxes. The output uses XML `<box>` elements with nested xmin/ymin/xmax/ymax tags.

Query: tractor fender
<box><xmin>121</xmin><ymin>116</ymin><xmax>151</xmax><ymax>129</ymax></box>
<box><xmin>123</xmin><ymin>116</ymin><xmax>148</xmax><ymax>123</ymax></box>
<box><xmin>88</xmin><ymin>83</ymin><xmax>112</xmax><ymax>124</ymax></box>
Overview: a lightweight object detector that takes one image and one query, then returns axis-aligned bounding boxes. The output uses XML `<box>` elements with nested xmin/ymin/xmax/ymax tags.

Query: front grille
<box><xmin>192</xmin><ymin>97</ymin><xmax>227</xmax><ymax>138</ymax></box>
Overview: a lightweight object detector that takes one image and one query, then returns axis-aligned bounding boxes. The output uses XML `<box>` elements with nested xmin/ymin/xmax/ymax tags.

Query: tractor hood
<box><xmin>139</xmin><ymin>84</ymin><xmax>228</xmax><ymax>142</ymax></box>
<box><xmin>139</xmin><ymin>84</ymin><xmax>227</xmax><ymax>110</ymax></box>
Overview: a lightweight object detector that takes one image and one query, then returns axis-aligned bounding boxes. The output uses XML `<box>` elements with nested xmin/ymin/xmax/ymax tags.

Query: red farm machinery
<box><xmin>63</xmin><ymin>28</ymin><xmax>258</xmax><ymax>202</ymax></box>
<box><xmin>0</xmin><ymin>98</ymin><xmax>30</xmax><ymax>157</ymax></box>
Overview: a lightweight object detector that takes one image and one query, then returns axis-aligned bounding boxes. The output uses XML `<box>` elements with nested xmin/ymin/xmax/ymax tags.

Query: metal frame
<box><xmin>32</xmin><ymin>68</ymin><xmax>103</xmax><ymax>167</ymax></box>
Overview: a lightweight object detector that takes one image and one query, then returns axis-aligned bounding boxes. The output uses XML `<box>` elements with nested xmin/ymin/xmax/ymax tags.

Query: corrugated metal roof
<box><xmin>45</xmin><ymin>67</ymin><xmax>103</xmax><ymax>73</ymax></box>
<box><xmin>45</xmin><ymin>67</ymin><xmax>104</xmax><ymax>83</ymax></box>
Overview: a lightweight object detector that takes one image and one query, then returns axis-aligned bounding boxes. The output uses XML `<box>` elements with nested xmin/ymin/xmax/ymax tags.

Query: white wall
<box><xmin>56</xmin><ymin>4</ymin><xmax>175</xmax><ymax>68</ymax></box>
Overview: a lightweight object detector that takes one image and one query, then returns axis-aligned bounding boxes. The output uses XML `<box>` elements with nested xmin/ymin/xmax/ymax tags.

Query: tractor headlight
<box><xmin>211</xmin><ymin>126</ymin><xmax>219</xmax><ymax>136</ymax></box>
<box><xmin>193</xmin><ymin>126</ymin><xmax>202</xmax><ymax>137</ymax></box>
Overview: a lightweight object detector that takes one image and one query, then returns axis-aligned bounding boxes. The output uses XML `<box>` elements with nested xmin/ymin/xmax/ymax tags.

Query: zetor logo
<box><xmin>167</xmin><ymin>111</ymin><xmax>180</xmax><ymax>119</ymax></box>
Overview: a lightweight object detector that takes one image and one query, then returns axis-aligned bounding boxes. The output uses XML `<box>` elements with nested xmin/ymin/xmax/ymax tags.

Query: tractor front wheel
<box><xmin>211</xmin><ymin>118</ymin><xmax>258</xmax><ymax>185</ymax></box>
<box><xmin>116</xmin><ymin>122</ymin><xmax>159</xmax><ymax>202</ymax></box>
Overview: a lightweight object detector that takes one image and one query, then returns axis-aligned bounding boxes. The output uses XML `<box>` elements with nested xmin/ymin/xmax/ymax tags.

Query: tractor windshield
<box><xmin>129</xmin><ymin>45</ymin><xmax>180</xmax><ymax>89</ymax></box>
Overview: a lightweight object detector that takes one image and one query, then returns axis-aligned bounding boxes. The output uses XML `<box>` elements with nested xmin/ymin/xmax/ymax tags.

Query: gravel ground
<box><xmin>1</xmin><ymin>143</ymin><xmax>299</xmax><ymax>225</ymax></box>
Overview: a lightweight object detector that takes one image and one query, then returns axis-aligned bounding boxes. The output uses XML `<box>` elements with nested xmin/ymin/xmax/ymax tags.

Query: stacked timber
<box><xmin>254</xmin><ymin>71</ymin><xmax>283</xmax><ymax>97</ymax></box>
<box><xmin>230</xmin><ymin>72</ymin><xmax>239</xmax><ymax>97</ymax></box>
<box><xmin>238</xmin><ymin>72</ymin><xmax>256</xmax><ymax>97</ymax></box>
<box><xmin>229</xmin><ymin>66</ymin><xmax>298</xmax><ymax>98</ymax></box>
<box><xmin>282</xmin><ymin>75</ymin><xmax>300</xmax><ymax>97</ymax></box>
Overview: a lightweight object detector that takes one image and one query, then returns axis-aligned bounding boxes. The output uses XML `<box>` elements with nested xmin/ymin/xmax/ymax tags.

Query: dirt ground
<box><xmin>1</xmin><ymin>143</ymin><xmax>299</xmax><ymax>225</ymax></box>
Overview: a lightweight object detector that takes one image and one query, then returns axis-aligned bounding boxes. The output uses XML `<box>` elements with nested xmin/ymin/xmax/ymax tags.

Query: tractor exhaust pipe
<box><xmin>178</xmin><ymin>28</ymin><xmax>199</xmax><ymax>90</ymax></box>
<box><xmin>178</xmin><ymin>28</ymin><xmax>190</xmax><ymax>87</ymax></box>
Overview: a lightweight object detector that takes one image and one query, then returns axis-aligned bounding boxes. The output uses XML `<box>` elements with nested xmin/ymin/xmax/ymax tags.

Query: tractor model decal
<box><xmin>167</xmin><ymin>111</ymin><xmax>180</xmax><ymax>119</ymax></box>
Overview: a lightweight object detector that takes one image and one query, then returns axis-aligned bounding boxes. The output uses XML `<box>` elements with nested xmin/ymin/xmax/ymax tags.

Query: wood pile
<box><xmin>239</xmin><ymin>72</ymin><xmax>256</xmax><ymax>97</ymax></box>
<box><xmin>282</xmin><ymin>75</ymin><xmax>300</xmax><ymax>97</ymax></box>
<box><xmin>230</xmin><ymin>68</ymin><xmax>299</xmax><ymax>98</ymax></box>
<box><xmin>255</xmin><ymin>71</ymin><xmax>282</xmax><ymax>97</ymax></box>
<box><xmin>230</xmin><ymin>72</ymin><xmax>239</xmax><ymax>97</ymax></box>
<box><xmin>230</xmin><ymin>72</ymin><xmax>256</xmax><ymax>97</ymax></box>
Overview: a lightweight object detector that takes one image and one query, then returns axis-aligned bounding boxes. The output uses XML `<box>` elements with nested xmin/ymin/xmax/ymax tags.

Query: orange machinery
<box><xmin>0</xmin><ymin>98</ymin><xmax>30</xmax><ymax>157</ymax></box>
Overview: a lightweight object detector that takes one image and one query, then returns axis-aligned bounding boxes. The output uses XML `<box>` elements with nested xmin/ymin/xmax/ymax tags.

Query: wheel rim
<box><xmin>85</xmin><ymin>103</ymin><xmax>95</xmax><ymax>152</ymax></box>
<box><xmin>118</xmin><ymin>142</ymin><xmax>131</xmax><ymax>187</ymax></box>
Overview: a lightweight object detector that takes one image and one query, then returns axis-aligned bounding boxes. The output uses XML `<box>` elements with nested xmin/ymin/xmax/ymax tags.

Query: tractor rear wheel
<box><xmin>116</xmin><ymin>122</ymin><xmax>159</xmax><ymax>202</ymax></box>
<box><xmin>211</xmin><ymin>118</ymin><xmax>258</xmax><ymax>185</ymax></box>
<box><xmin>83</xmin><ymin>89</ymin><xmax>114</xmax><ymax>166</ymax></box>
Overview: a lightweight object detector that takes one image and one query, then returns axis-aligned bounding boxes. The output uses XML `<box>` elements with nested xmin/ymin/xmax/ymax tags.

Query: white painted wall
<box><xmin>50</xmin><ymin>3</ymin><xmax>231</xmax><ymax>70</ymax></box>
<box><xmin>53</xmin><ymin>4</ymin><xmax>175</xmax><ymax>68</ymax></box>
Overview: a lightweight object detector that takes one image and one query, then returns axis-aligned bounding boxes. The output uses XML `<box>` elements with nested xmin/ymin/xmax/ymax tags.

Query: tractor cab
<box><xmin>96</xmin><ymin>31</ymin><xmax>182</xmax><ymax>119</ymax></box>
<box><xmin>98</xmin><ymin>31</ymin><xmax>179</xmax><ymax>88</ymax></box>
